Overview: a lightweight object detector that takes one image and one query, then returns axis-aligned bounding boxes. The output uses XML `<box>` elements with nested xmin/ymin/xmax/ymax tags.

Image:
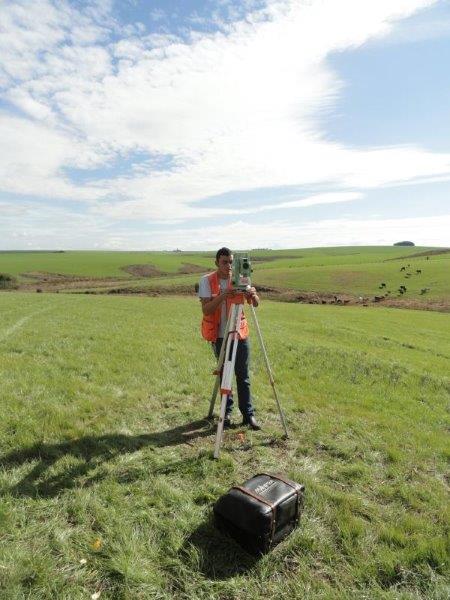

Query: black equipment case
<box><xmin>214</xmin><ymin>473</ymin><xmax>305</xmax><ymax>555</ymax></box>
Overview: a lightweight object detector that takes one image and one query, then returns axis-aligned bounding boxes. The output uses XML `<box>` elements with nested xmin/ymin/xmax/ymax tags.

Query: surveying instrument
<box><xmin>207</xmin><ymin>253</ymin><xmax>289</xmax><ymax>459</ymax></box>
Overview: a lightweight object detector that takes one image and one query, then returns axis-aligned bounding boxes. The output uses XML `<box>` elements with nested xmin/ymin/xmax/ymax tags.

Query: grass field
<box><xmin>0</xmin><ymin>251</ymin><xmax>213</xmax><ymax>279</ymax></box>
<box><xmin>255</xmin><ymin>254</ymin><xmax>450</xmax><ymax>300</ymax></box>
<box><xmin>0</xmin><ymin>247</ymin><xmax>441</xmax><ymax>279</ymax></box>
<box><xmin>1</xmin><ymin>246</ymin><xmax>448</xmax><ymax>304</ymax></box>
<box><xmin>0</xmin><ymin>293</ymin><xmax>449</xmax><ymax>599</ymax></box>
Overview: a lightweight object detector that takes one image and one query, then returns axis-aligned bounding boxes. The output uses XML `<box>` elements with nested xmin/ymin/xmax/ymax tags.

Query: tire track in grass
<box><xmin>0</xmin><ymin>307</ymin><xmax>52</xmax><ymax>343</ymax></box>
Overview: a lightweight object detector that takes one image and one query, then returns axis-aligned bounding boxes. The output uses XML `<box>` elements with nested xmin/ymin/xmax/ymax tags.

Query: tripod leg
<box><xmin>213</xmin><ymin>304</ymin><xmax>243</xmax><ymax>459</ymax></box>
<box><xmin>249</xmin><ymin>304</ymin><xmax>289</xmax><ymax>438</ymax></box>
<box><xmin>214</xmin><ymin>391</ymin><xmax>229</xmax><ymax>459</ymax></box>
<box><xmin>207</xmin><ymin>312</ymin><xmax>233</xmax><ymax>418</ymax></box>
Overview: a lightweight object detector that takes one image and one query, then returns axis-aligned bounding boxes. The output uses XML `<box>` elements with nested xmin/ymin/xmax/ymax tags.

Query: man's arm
<box><xmin>200</xmin><ymin>289</ymin><xmax>235</xmax><ymax>315</ymax></box>
<box><xmin>201</xmin><ymin>288</ymin><xmax>259</xmax><ymax>314</ymax></box>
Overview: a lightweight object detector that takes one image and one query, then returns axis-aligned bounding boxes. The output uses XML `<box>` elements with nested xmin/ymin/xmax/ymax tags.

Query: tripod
<box><xmin>207</xmin><ymin>292</ymin><xmax>289</xmax><ymax>459</ymax></box>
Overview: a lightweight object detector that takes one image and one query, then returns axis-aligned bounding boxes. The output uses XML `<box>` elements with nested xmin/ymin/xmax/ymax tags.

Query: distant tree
<box><xmin>393</xmin><ymin>241</ymin><xmax>415</xmax><ymax>246</ymax></box>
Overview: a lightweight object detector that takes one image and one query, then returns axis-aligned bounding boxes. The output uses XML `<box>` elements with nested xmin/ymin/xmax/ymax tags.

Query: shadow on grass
<box><xmin>0</xmin><ymin>418</ymin><xmax>215</xmax><ymax>498</ymax></box>
<box><xmin>180</xmin><ymin>516</ymin><xmax>259</xmax><ymax>580</ymax></box>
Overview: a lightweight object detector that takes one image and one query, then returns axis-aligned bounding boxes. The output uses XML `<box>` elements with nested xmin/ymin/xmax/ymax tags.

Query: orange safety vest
<box><xmin>201</xmin><ymin>271</ymin><xmax>249</xmax><ymax>342</ymax></box>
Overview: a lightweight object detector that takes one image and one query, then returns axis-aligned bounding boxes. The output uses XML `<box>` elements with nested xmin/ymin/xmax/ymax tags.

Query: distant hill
<box><xmin>0</xmin><ymin>246</ymin><xmax>448</xmax><ymax>310</ymax></box>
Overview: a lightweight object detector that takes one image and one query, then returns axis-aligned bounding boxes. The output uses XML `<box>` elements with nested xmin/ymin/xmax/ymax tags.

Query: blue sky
<box><xmin>0</xmin><ymin>0</ymin><xmax>449</xmax><ymax>250</ymax></box>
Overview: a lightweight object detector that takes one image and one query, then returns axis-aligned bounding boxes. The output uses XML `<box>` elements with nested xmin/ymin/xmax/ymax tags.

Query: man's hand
<box><xmin>201</xmin><ymin>289</ymin><xmax>235</xmax><ymax>315</ymax></box>
<box><xmin>202</xmin><ymin>287</ymin><xmax>259</xmax><ymax>315</ymax></box>
<box><xmin>221</xmin><ymin>288</ymin><xmax>236</xmax><ymax>299</ymax></box>
<box><xmin>245</xmin><ymin>286</ymin><xmax>259</xmax><ymax>307</ymax></box>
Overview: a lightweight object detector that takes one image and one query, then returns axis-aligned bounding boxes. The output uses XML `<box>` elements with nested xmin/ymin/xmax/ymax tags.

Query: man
<box><xmin>198</xmin><ymin>247</ymin><xmax>261</xmax><ymax>430</ymax></box>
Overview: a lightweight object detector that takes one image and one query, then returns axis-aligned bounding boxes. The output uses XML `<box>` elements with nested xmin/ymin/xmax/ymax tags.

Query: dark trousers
<box><xmin>212</xmin><ymin>337</ymin><xmax>254</xmax><ymax>418</ymax></box>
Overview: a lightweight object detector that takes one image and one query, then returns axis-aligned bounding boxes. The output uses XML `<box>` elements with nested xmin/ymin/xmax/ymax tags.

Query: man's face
<box><xmin>216</xmin><ymin>254</ymin><xmax>233</xmax><ymax>278</ymax></box>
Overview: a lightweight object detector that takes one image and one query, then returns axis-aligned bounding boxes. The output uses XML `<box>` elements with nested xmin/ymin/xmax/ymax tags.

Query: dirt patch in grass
<box><xmin>121</xmin><ymin>264</ymin><xmax>163</xmax><ymax>277</ymax></box>
<box><xmin>105</xmin><ymin>285</ymin><xmax>196</xmax><ymax>296</ymax></box>
<box><xmin>261</xmin><ymin>287</ymin><xmax>356</xmax><ymax>306</ymax></box>
<box><xmin>381</xmin><ymin>298</ymin><xmax>450</xmax><ymax>312</ymax></box>
<box><xmin>20</xmin><ymin>271</ymin><xmax>86</xmax><ymax>282</ymax></box>
<box><xmin>0</xmin><ymin>273</ymin><xmax>19</xmax><ymax>289</ymax></box>
<box><xmin>101</xmin><ymin>284</ymin><xmax>449</xmax><ymax>311</ymax></box>
<box><xmin>200</xmin><ymin>285</ymin><xmax>448</xmax><ymax>312</ymax></box>
<box><xmin>8</xmin><ymin>277</ymin><xmax>449</xmax><ymax>312</ymax></box>
<box><xmin>178</xmin><ymin>263</ymin><xmax>207</xmax><ymax>274</ymax></box>
<box><xmin>18</xmin><ymin>273</ymin><xmax>133</xmax><ymax>292</ymax></box>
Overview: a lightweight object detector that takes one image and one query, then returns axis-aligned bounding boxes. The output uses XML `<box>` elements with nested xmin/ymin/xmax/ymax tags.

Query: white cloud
<box><xmin>0</xmin><ymin>112</ymin><xmax>106</xmax><ymax>199</ymax></box>
<box><xmin>276</xmin><ymin>192</ymin><xmax>363</xmax><ymax>209</ymax></box>
<box><xmin>182</xmin><ymin>191</ymin><xmax>365</xmax><ymax>217</ymax></box>
<box><xmin>124</xmin><ymin>214</ymin><xmax>450</xmax><ymax>250</ymax></box>
<box><xmin>366</xmin><ymin>5</ymin><xmax>450</xmax><ymax>47</ymax></box>
<box><xmin>1</xmin><ymin>200</ymin><xmax>448</xmax><ymax>250</ymax></box>
<box><xmin>0</xmin><ymin>0</ymin><xmax>449</xmax><ymax>249</ymax></box>
<box><xmin>150</xmin><ymin>8</ymin><xmax>166</xmax><ymax>22</ymax></box>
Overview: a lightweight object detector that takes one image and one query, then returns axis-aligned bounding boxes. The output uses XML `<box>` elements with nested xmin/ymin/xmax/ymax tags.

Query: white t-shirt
<box><xmin>198</xmin><ymin>273</ymin><xmax>229</xmax><ymax>338</ymax></box>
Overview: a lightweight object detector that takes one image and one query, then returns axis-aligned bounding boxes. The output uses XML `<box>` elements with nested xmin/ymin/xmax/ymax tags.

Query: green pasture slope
<box><xmin>254</xmin><ymin>251</ymin><xmax>450</xmax><ymax>301</ymax></box>
<box><xmin>250</xmin><ymin>246</ymin><xmax>450</xmax><ymax>301</ymax></box>
<box><xmin>0</xmin><ymin>293</ymin><xmax>448</xmax><ymax>599</ymax></box>
<box><xmin>0</xmin><ymin>251</ymin><xmax>213</xmax><ymax>279</ymax></box>
<box><xmin>1</xmin><ymin>246</ymin><xmax>448</xmax><ymax>301</ymax></box>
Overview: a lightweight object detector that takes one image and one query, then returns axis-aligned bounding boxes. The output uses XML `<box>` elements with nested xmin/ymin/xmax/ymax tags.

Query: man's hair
<box><xmin>215</xmin><ymin>247</ymin><xmax>232</xmax><ymax>262</ymax></box>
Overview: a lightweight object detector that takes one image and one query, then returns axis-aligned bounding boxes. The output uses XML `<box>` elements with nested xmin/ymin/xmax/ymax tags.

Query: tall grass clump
<box><xmin>0</xmin><ymin>273</ymin><xmax>18</xmax><ymax>289</ymax></box>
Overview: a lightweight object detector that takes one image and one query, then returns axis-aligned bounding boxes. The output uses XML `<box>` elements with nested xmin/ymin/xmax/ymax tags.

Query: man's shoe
<box><xmin>224</xmin><ymin>416</ymin><xmax>232</xmax><ymax>429</ymax></box>
<box><xmin>243</xmin><ymin>415</ymin><xmax>261</xmax><ymax>431</ymax></box>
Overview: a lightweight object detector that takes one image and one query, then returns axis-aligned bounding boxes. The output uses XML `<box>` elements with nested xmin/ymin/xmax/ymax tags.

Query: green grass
<box><xmin>1</xmin><ymin>246</ymin><xmax>449</xmax><ymax>302</ymax></box>
<box><xmin>252</xmin><ymin>248</ymin><xmax>450</xmax><ymax>300</ymax></box>
<box><xmin>0</xmin><ymin>251</ymin><xmax>214</xmax><ymax>279</ymax></box>
<box><xmin>0</xmin><ymin>293</ymin><xmax>449</xmax><ymax>599</ymax></box>
<box><xmin>0</xmin><ymin>246</ymin><xmax>435</xmax><ymax>279</ymax></box>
